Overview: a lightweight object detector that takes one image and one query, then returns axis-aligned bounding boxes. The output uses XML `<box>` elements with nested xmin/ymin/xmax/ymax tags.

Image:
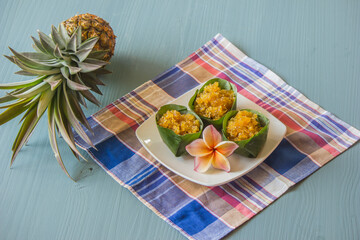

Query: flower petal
<box><xmin>194</xmin><ymin>153</ymin><xmax>213</xmax><ymax>173</ymax></box>
<box><xmin>203</xmin><ymin>125</ymin><xmax>222</xmax><ymax>149</ymax></box>
<box><xmin>186</xmin><ymin>139</ymin><xmax>212</xmax><ymax>157</ymax></box>
<box><xmin>215</xmin><ymin>141</ymin><xmax>239</xmax><ymax>157</ymax></box>
<box><xmin>212</xmin><ymin>151</ymin><xmax>231</xmax><ymax>172</ymax></box>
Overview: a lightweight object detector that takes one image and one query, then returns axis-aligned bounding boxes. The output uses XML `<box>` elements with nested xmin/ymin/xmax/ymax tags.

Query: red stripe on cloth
<box><xmin>211</xmin><ymin>186</ymin><xmax>255</xmax><ymax>219</ymax></box>
<box><xmin>216</xmin><ymin>39</ymin><xmax>354</xmax><ymax>143</ymax></box>
<box><xmin>190</xmin><ymin>54</ymin><xmax>243</xmax><ymax>92</ymax></box>
<box><xmin>240</xmin><ymin>89</ymin><xmax>338</xmax><ymax>157</ymax></box>
<box><xmin>106</xmin><ymin>104</ymin><xmax>138</xmax><ymax>131</ymax></box>
<box><xmin>189</xmin><ymin>53</ymin><xmax>340</xmax><ymax>156</ymax></box>
<box><xmin>317</xmin><ymin>139</ymin><xmax>340</xmax><ymax>157</ymax></box>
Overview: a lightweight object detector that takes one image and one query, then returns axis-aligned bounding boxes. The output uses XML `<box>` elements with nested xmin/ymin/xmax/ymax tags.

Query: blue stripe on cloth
<box><xmin>219</xmin><ymin>40</ymin><xmax>357</xmax><ymax>144</ymax></box>
<box><xmin>211</xmin><ymin>51</ymin><xmax>351</xmax><ymax>148</ymax></box>
<box><xmin>129</xmin><ymin>91</ymin><xmax>158</xmax><ymax>112</ymax></box>
<box><xmin>109</xmin><ymin>155</ymin><xmax>154</xmax><ymax>184</ymax></box>
<box><xmin>238</xmin><ymin>166</ymin><xmax>278</xmax><ymax>189</ymax></box>
<box><xmin>241</xmin><ymin>175</ymin><xmax>277</xmax><ymax>201</ymax></box>
<box><xmin>152</xmin><ymin>65</ymin><xmax>180</xmax><ymax>84</ymax></box>
<box><xmin>192</xmin><ymin>219</ymin><xmax>233</xmax><ymax>240</ymax></box>
<box><xmin>237</xmin><ymin>67</ymin><xmax>354</xmax><ymax>141</ymax></box>
<box><xmin>120</xmin><ymin>97</ymin><xmax>152</xmax><ymax>120</ymax></box>
<box><xmin>264</xmin><ymin>138</ymin><xmax>311</xmax><ymax>177</ymax></box>
<box><xmin>74</xmin><ymin>116</ymin><xmax>114</xmax><ymax>150</ymax></box>
<box><xmin>227</xmin><ymin>182</ymin><xmax>267</xmax><ymax>209</ymax></box>
<box><xmin>125</xmin><ymin>164</ymin><xmax>157</xmax><ymax>186</ymax></box>
<box><xmin>202</xmin><ymin>41</ymin><xmax>344</xmax><ymax>144</ymax></box>
<box><xmin>169</xmin><ymin>200</ymin><xmax>218</xmax><ymax>236</ymax></box>
<box><xmin>88</xmin><ymin>135</ymin><xmax>135</xmax><ymax>170</ymax></box>
<box><xmin>282</xmin><ymin>157</ymin><xmax>320</xmax><ymax>183</ymax></box>
<box><xmin>137</xmin><ymin>175</ymin><xmax>168</xmax><ymax>196</ymax></box>
<box><xmin>140</xmin><ymin>175</ymin><xmax>174</xmax><ymax>199</ymax></box>
<box><xmin>140</xmin><ymin>178</ymin><xmax>193</xmax><ymax>217</ymax></box>
<box><xmin>321</xmin><ymin>111</ymin><xmax>357</xmax><ymax>139</ymax></box>
<box><xmin>209</xmin><ymin>38</ymin><xmax>356</xmax><ymax>145</ymax></box>
<box><xmin>152</xmin><ymin>66</ymin><xmax>199</xmax><ymax>98</ymax></box>
<box><xmin>239</xmin><ymin>56</ymin><xmax>352</xmax><ymax>138</ymax></box>
<box><xmin>132</xmin><ymin>170</ymin><xmax>166</xmax><ymax>195</ymax></box>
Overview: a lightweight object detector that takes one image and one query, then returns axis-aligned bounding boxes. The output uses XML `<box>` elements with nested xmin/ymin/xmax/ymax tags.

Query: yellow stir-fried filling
<box><xmin>158</xmin><ymin>110</ymin><xmax>200</xmax><ymax>135</ymax></box>
<box><xmin>226</xmin><ymin>110</ymin><xmax>262</xmax><ymax>141</ymax></box>
<box><xmin>194</xmin><ymin>82</ymin><xmax>235</xmax><ymax>120</ymax></box>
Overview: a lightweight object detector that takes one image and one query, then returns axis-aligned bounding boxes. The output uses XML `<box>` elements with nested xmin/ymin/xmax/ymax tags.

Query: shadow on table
<box><xmin>92</xmin><ymin>54</ymin><xmax>173</xmax><ymax>107</ymax></box>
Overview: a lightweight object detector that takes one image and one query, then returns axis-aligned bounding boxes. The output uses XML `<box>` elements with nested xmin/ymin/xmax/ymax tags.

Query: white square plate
<box><xmin>135</xmin><ymin>84</ymin><xmax>286</xmax><ymax>186</ymax></box>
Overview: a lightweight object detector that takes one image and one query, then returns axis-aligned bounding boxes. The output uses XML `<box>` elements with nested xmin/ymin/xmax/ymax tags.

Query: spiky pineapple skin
<box><xmin>63</xmin><ymin>13</ymin><xmax>116</xmax><ymax>61</ymax></box>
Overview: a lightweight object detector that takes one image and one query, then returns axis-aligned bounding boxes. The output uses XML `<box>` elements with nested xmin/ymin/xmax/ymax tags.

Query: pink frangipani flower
<box><xmin>185</xmin><ymin>125</ymin><xmax>238</xmax><ymax>173</ymax></box>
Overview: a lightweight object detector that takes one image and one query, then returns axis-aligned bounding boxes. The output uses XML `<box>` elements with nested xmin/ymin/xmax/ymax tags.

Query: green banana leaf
<box><xmin>188</xmin><ymin>78</ymin><xmax>237</xmax><ymax>130</ymax></box>
<box><xmin>222</xmin><ymin>109</ymin><xmax>269</xmax><ymax>158</ymax></box>
<box><xmin>156</xmin><ymin>104</ymin><xmax>203</xmax><ymax>157</ymax></box>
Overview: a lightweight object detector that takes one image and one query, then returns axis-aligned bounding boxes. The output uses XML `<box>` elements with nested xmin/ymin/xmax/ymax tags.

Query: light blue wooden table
<box><xmin>1</xmin><ymin>1</ymin><xmax>359</xmax><ymax>239</ymax></box>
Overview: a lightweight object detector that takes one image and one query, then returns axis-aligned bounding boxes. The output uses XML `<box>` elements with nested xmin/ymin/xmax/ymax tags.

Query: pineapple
<box><xmin>0</xmin><ymin>14</ymin><xmax>116</xmax><ymax>179</ymax></box>
<box><xmin>63</xmin><ymin>13</ymin><xmax>116</xmax><ymax>61</ymax></box>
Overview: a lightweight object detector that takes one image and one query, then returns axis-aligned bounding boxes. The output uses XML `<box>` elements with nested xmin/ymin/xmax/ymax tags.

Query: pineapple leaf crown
<box><xmin>0</xmin><ymin>24</ymin><xmax>111</xmax><ymax>180</ymax></box>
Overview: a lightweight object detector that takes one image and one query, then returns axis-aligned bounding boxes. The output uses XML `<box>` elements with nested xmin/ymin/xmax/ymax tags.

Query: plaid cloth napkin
<box><xmin>74</xmin><ymin>34</ymin><xmax>360</xmax><ymax>240</ymax></box>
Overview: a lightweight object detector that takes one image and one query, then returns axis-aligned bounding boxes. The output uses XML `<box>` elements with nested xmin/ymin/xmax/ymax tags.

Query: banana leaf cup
<box><xmin>188</xmin><ymin>78</ymin><xmax>237</xmax><ymax>130</ymax></box>
<box><xmin>222</xmin><ymin>109</ymin><xmax>269</xmax><ymax>158</ymax></box>
<box><xmin>156</xmin><ymin>104</ymin><xmax>203</xmax><ymax>157</ymax></box>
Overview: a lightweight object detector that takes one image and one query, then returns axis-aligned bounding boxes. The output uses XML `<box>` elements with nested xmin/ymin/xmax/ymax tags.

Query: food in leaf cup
<box><xmin>156</xmin><ymin>104</ymin><xmax>203</xmax><ymax>157</ymax></box>
<box><xmin>222</xmin><ymin>109</ymin><xmax>269</xmax><ymax>158</ymax></box>
<box><xmin>189</xmin><ymin>78</ymin><xmax>237</xmax><ymax>130</ymax></box>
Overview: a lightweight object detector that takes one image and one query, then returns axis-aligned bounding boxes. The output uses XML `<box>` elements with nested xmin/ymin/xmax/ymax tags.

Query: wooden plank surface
<box><xmin>0</xmin><ymin>0</ymin><xmax>359</xmax><ymax>239</ymax></box>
